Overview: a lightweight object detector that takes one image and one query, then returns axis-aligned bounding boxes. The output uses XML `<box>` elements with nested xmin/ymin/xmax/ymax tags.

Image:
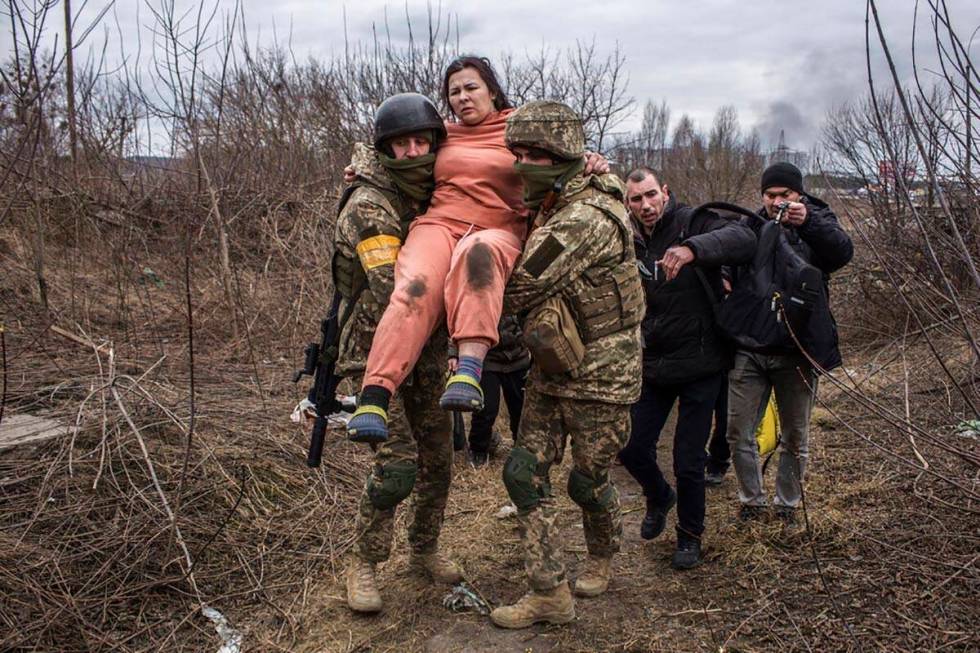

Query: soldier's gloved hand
<box><xmin>658</xmin><ymin>245</ymin><xmax>695</xmax><ymax>281</ymax></box>
<box><xmin>583</xmin><ymin>151</ymin><xmax>609</xmax><ymax>175</ymax></box>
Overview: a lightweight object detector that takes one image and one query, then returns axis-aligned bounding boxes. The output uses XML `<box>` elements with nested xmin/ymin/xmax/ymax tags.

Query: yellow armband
<box><xmin>355</xmin><ymin>234</ymin><xmax>401</xmax><ymax>270</ymax></box>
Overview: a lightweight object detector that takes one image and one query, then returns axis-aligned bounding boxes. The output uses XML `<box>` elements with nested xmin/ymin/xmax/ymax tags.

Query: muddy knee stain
<box><xmin>466</xmin><ymin>242</ymin><xmax>494</xmax><ymax>290</ymax></box>
<box><xmin>407</xmin><ymin>276</ymin><xmax>427</xmax><ymax>299</ymax></box>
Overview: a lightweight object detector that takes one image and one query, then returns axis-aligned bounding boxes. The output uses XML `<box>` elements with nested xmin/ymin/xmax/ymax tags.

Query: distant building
<box><xmin>877</xmin><ymin>159</ymin><xmax>916</xmax><ymax>189</ymax></box>
<box><xmin>766</xmin><ymin>130</ymin><xmax>809</xmax><ymax>173</ymax></box>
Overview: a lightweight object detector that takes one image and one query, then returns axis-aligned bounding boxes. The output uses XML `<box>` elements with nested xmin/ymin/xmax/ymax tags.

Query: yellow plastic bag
<box><xmin>755</xmin><ymin>393</ymin><xmax>780</xmax><ymax>456</ymax></box>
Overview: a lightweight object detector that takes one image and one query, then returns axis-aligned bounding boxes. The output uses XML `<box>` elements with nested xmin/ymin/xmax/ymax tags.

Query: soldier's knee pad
<box><xmin>567</xmin><ymin>468</ymin><xmax>615</xmax><ymax>513</ymax></box>
<box><xmin>366</xmin><ymin>460</ymin><xmax>417</xmax><ymax>510</ymax></box>
<box><xmin>502</xmin><ymin>447</ymin><xmax>543</xmax><ymax>511</ymax></box>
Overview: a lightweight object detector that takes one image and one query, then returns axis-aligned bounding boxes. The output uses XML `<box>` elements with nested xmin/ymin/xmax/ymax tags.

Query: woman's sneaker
<box><xmin>347</xmin><ymin>386</ymin><xmax>391</xmax><ymax>443</ymax></box>
<box><xmin>704</xmin><ymin>464</ymin><xmax>728</xmax><ymax>486</ymax></box>
<box><xmin>346</xmin><ymin>406</ymin><xmax>389</xmax><ymax>443</ymax></box>
<box><xmin>439</xmin><ymin>374</ymin><xmax>485</xmax><ymax>411</ymax></box>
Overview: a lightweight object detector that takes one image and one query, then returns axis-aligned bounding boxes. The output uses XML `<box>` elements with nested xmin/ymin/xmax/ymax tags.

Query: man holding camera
<box><xmin>726</xmin><ymin>162</ymin><xmax>853</xmax><ymax>524</ymax></box>
<box><xmin>618</xmin><ymin>167</ymin><xmax>755</xmax><ymax>568</ymax></box>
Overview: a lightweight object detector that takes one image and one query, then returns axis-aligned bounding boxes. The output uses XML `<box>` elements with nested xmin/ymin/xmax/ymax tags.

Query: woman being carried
<box><xmin>347</xmin><ymin>56</ymin><xmax>606</xmax><ymax>442</ymax></box>
<box><xmin>348</xmin><ymin>56</ymin><xmax>526</xmax><ymax>442</ymax></box>
<box><xmin>346</xmin><ymin>56</ymin><xmax>528</xmax><ymax>442</ymax></box>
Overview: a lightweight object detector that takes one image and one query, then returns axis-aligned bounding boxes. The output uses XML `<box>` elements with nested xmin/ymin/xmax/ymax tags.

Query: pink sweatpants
<box><xmin>363</xmin><ymin>217</ymin><xmax>523</xmax><ymax>394</ymax></box>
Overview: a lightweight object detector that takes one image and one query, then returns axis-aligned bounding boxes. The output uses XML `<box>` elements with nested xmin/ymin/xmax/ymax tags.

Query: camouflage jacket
<box><xmin>335</xmin><ymin>143</ymin><xmax>421</xmax><ymax>376</ymax></box>
<box><xmin>504</xmin><ymin>173</ymin><xmax>643</xmax><ymax>404</ymax></box>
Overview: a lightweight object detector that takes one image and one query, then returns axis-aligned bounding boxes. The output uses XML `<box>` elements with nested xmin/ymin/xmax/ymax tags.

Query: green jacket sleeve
<box><xmin>505</xmin><ymin>205</ymin><xmax>619</xmax><ymax>314</ymax></box>
<box><xmin>336</xmin><ymin>194</ymin><xmax>403</xmax><ymax>305</ymax></box>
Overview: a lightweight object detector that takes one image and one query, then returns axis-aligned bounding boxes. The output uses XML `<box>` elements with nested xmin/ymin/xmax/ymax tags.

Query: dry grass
<box><xmin>286</xmin><ymin>391</ymin><xmax>979</xmax><ymax>653</ymax></box>
<box><xmin>1</xmin><ymin>213</ymin><xmax>978</xmax><ymax>652</ymax></box>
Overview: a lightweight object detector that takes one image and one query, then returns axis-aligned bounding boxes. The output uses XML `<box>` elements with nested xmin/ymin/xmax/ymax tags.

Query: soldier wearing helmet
<box><xmin>332</xmin><ymin>92</ymin><xmax>463</xmax><ymax>614</ymax></box>
<box><xmin>491</xmin><ymin>101</ymin><xmax>644</xmax><ymax>629</ymax></box>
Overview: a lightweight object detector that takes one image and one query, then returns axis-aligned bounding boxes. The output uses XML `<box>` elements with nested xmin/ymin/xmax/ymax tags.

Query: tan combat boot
<box><xmin>410</xmin><ymin>550</ymin><xmax>464</xmax><ymax>584</ymax></box>
<box><xmin>573</xmin><ymin>555</ymin><xmax>612</xmax><ymax>597</ymax></box>
<box><xmin>346</xmin><ymin>557</ymin><xmax>383</xmax><ymax>613</ymax></box>
<box><xmin>490</xmin><ymin>583</ymin><xmax>576</xmax><ymax>629</ymax></box>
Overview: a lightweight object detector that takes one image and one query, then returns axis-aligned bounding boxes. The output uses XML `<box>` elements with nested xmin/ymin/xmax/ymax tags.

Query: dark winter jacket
<box><xmin>732</xmin><ymin>193</ymin><xmax>853</xmax><ymax>369</ymax></box>
<box><xmin>633</xmin><ymin>194</ymin><xmax>757</xmax><ymax>384</ymax></box>
<box><xmin>485</xmin><ymin>315</ymin><xmax>531</xmax><ymax>373</ymax></box>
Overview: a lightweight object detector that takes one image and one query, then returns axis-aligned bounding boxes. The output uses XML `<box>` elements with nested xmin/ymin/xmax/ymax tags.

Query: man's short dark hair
<box><xmin>626</xmin><ymin>166</ymin><xmax>662</xmax><ymax>185</ymax></box>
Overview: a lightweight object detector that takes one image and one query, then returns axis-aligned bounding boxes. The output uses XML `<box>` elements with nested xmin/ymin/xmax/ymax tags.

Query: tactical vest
<box><xmin>331</xmin><ymin>182</ymin><xmax>417</xmax><ymax>300</ymax></box>
<box><xmin>559</xmin><ymin>185</ymin><xmax>645</xmax><ymax>343</ymax></box>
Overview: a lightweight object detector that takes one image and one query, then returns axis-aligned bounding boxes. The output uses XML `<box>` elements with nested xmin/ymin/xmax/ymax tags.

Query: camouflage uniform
<box><xmin>504</xmin><ymin>167</ymin><xmax>643</xmax><ymax>591</ymax></box>
<box><xmin>334</xmin><ymin>143</ymin><xmax>452</xmax><ymax>563</ymax></box>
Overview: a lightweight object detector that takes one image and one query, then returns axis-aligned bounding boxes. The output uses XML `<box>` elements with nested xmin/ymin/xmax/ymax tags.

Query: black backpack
<box><xmin>689</xmin><ymin>202</ymin><xmax>827</xmax><ymax>360</ymax></box>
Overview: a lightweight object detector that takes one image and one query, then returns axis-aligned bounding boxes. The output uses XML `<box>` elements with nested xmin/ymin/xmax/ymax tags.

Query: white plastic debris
<box><xmin>494</xmin><ymin>503</ymin><xmax>517</xmax><ymax>519</ymax></box>
<box><xmin>289</xmin><ymin>399</ymin><xmax>316</xmax><ymax>424</ymax></box>
<box><xmin>442</xmin><ymin>582</ymin><xmax>491</xmax><ymax>615</ymax></box>
<box><xmin>289</xmin><ymin>395</ymin><xmax>356</xmax><ymax>427</ymax></box>
<box><xmin>201</xmin><ymin>605</ymin><xmax>242</xmax><ymax>653</ymax></box>
<box><xmin>955</xmin><ymin>420</ymin><xmax>980</xmax><ymax>440</ymax></box>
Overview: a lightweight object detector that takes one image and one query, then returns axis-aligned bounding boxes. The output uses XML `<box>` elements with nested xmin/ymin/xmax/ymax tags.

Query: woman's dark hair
<box><xmin>441</xmin><ymin>55</ymin><xmax>511</xmax><ymax>118</ymax></box>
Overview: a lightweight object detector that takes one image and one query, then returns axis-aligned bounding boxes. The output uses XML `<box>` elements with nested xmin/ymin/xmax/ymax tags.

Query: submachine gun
<box><xmin>293</xmin><ymin>291</ymin><xmax>357</xmax><ymax>468</ymax></box>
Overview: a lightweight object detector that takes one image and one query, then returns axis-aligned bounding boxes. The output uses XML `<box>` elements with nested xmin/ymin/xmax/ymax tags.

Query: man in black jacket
<box><xmin>618</xmin><ymin>167</ymin><xmax>756</xmax><ymax>568</ymax></box>
<box><xmin>726</xmin><ymin>162</ymin><xmax>853</xmax><ymax>524</ymax></box>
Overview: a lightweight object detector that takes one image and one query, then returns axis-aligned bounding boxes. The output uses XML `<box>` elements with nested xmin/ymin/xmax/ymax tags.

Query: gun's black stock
<box><xmin>295</xmin><ymin>292</ymin><xmax>344</xmax><ymax>468</ymax></box>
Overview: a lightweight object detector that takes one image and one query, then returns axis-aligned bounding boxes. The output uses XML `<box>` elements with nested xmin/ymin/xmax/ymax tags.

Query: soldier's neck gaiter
<box><xmin>514</xmin><ymin>158</ymin><xmax>585</xmax><ymax>210</ymax></box>
<box><xmin>379</xmin><ymin>152</ymin><xmax>436</xmax><ymax>201</ymax></box>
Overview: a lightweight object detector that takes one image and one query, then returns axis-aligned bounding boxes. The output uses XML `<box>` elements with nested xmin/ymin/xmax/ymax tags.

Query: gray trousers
<box><xmin>726</xmin><ymin>350</ymin><xmax>818</xmax><ymax>508</ymax></box>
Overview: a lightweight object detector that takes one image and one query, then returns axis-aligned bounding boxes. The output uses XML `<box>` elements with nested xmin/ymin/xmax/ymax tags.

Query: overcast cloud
<box><xmin>4</xmin><ymin>0</ymin><xmax>979</xmax><ymax>151</ymax></box>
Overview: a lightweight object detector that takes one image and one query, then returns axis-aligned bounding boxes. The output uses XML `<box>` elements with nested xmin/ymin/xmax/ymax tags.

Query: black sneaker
<box><xmin>640</xmin><ymin>487</ymin><xmax>677</xmax><ymax>540</ymax></box>
<box><xmin>704</xmin><ymin>467</ymin><xmax>727</xmax><ymax>486</ymax></box>
<box><xmin>773</xmin><ymin>505</ymin><xmax>796</xmax><ymax>523</ymax></box>
<box><xmin>774</xmin><ymin>506</ymin><xmax>803</xmax><ymax>535</ymax></box>
<box><xmin>487</xmin><ymin>430</ymin><xmax>503</xmax><ymax>454</ymax></box>
<box><xmin>738</xmin><ymin>504</ymin><xmax>766</xmax><ymax>521</ymax></box>
<box><xmin>671</xmin><ymin>532</ymin><xmax>702</xmax><ymax>570</ymax></box>
<box><xmin>469</xmin><ymin>449</ymin><xmax>490</xmax><ymax>468</ymax></box>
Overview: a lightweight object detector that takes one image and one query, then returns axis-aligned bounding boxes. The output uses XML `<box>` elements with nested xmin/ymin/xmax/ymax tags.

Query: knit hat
<box><xmin>761</xmin><ymin>162</ymin><xmax>804</xmax><ymax>194</ymax></box>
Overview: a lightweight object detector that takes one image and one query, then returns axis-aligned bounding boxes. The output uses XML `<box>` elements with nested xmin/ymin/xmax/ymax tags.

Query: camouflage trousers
<box><xmin>514</xmin><ymin>385</ymin><xmax>630</xmax><ymax>591</ymax></box>
<box><xmin>353</xmin><ymin>339</ymin><xmax>452</xmax><ymax>563</ymax></box>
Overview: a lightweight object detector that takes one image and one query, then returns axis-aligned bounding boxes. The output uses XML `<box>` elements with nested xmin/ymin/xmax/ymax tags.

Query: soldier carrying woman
<box><xmin>345</xmin><ymin>56</ymin><xmax>606</xmax><ymax>442</ymax></box>
<box><xmin>336</xmin><ymin>56</ymin><xmax>607</xmax><ymax>614</ymax></box>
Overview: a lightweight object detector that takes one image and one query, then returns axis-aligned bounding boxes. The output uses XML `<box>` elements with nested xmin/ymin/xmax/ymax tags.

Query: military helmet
<box><xmin>373</xmin><ymin>93</ymin><xmax>447</xmax><ymax>152</ymax></box>
<box><xmin>505</xmin><ymin>100</ymin><xmax>585</xmax><ymax>160</ymax></box>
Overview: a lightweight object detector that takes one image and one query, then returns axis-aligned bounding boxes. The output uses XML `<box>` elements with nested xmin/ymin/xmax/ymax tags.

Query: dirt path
<box><xmin>288</xmin><ymin>404</ymin><xmax>974</xmax><ymax>653</ymax></box>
